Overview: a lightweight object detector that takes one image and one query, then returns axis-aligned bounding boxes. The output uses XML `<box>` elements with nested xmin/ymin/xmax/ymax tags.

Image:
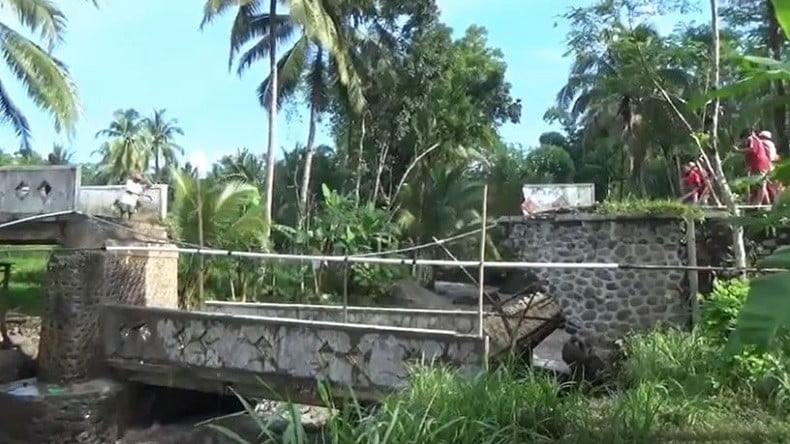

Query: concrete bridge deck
<box><xmin>102</xmin><ymin>304</ymin><xmax>488</xmax><ymax>403</ymax></box>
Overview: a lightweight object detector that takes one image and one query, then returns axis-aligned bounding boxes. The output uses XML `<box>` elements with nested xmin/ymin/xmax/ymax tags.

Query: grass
<box><xmin>594</xmin><ymin>198</ymin><xmax>704</xmax><ymax>219</ymax></box>
<box><xmin>209</xmin><ymin>328</ymin><xmax>790</xmax><ymax>444</ymax></box>
<box><xmin>0</xmin><ymin>249</ymin><xmax>49</xmax><ymax>315</ymax></box>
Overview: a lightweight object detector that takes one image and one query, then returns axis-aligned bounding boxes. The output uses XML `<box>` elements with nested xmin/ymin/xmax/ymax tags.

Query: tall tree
<box><xmin>48</xmin><ymin>143</ymin><xmax>74</xmax><ymax>165</ymax></box>
<box><xmin>201</xmin><ymin>0</ymin><xmax>364</xmax><ymax>237</ymax></box>
<box><xmin>142</xmin><ymin>109</ymin><xmax>184</xmax><ymax>181</ymax></box>
<box><xmin>94</xmin><ymin>108</ymin><xmax>147</xmax><ymax>183</ymax></box>
<box><xmin>265</xmin><ymin>0</ymin><xmax>279</xmax><ymax>241</ymax></box>
<box><xmin>709</xmin><ymin>0</ymin><xmax>747</xmax><ymax>270</ymax></box>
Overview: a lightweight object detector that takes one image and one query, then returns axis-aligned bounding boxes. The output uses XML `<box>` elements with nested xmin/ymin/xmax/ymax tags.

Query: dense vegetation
<box><xmin>0</xmin><ymin>0</ymin><xmax>778</xmax><ymax>294</ymax></box>
<box><xmin>2</xmin><ymin>0</ymin><xmax>790</xmax><ymax>440</ymax></box>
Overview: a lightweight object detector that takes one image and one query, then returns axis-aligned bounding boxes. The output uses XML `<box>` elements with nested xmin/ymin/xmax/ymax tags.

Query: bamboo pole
<box><xmin>686</xmin><ymin>218</ymin><xmax>700</xmax><ymax>329</ymax></box>
<box><xmin>477</xmin><ymin>185</ymin><xmax>488</xmax><ymax>339</ymax></box>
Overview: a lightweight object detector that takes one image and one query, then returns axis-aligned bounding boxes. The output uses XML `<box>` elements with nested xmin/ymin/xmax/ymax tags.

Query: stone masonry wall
<box><xmin>37</xmin><ymin>250</ymin><xmax>149</xmax><ymax>382</ymax></box>
<box><xmin>503</xmin><ymin>214</ymin><xmax>691</xmax><ymax>359</ymax></box>
<box><xmin>38</xmin><ymin>240</ymin><xmax>178</xmax><ymax>383</ymax></box>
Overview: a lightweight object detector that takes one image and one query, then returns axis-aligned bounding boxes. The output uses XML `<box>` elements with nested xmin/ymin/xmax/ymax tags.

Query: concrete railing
<box><xmin>79</xmin><ymin>184</ymin><xmax>168</xmax><ymax>220</ymax></box>
<box><xmin>101</xmin><ymin>304</ymin><xmax>486</xmax><ymax>402</ymax></box>
<box><xmin>0</xmin><ymin>166</ymin><xmax>168</xmax><ymax>220</ymax></box>
<box><xmin>0</xmin><ymin>165</ymin><xmax>80</xmax><ymax>217</ymax></box>
<box><xmin>203</xmin><ymin>301</ymin><xmax>481</xmax><ymax>334</ymax></box>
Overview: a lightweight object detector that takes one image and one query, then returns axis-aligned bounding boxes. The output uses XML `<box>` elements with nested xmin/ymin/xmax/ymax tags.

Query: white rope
<box><xmin>0</xmin><ymin>210</ymin><xmax>81</xmax><ymax>230</ymax></box>
<box><xmin>354</xmin><ymin>224</ymin><xmax>496</xmax><ymax>257</ymax></box>
<box><xmin>104</xmin><ymin>244</ymin><xmax>621</xmax><ymax>269</ymax></box>
<box><xmin>102</xmin><ymin>244</ymin><xmax>790</xmax><ymax>273</ymax></box>
<box><xmin>0</xmin><ymin>211</ymin><xmax>492</xmax><ymax>259</ymax></box>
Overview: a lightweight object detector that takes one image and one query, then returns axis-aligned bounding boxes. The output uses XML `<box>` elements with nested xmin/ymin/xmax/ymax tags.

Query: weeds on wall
<box><xmin>593</xmin><ymin>198</ymin><xmax>704</xmax><ymax>219</ymax></box>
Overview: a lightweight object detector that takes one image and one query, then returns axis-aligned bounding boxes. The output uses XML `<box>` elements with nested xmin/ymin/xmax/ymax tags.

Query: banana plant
<box><xmin>703</xmin><ymin>0</ymin><xmax>790</xmax><ymax>353</ymax></box>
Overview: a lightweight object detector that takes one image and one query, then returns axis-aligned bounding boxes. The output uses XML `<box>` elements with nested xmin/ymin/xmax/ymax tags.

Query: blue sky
<box><xmin>0</xmin><ymin>0</ymin><xmax>704</xmax><ymax>167</ymax></box>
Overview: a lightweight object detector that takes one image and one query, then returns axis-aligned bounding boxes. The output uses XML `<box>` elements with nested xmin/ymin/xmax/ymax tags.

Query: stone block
<box><xmin>0</xmin><ymin>378</ymin><xmax>124</xmax><ymax>444</ymax></box>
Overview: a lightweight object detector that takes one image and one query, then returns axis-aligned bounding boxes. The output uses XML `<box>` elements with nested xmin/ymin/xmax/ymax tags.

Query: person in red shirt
<box><xmin>737</xmin><ymin>132</ymin><xmax>771</xmax><ymax>204</ymax></box>
<box><xmin>681</xmin><ymin>162</ymin><xmax>704</xmax><ymax>204</ymax></box>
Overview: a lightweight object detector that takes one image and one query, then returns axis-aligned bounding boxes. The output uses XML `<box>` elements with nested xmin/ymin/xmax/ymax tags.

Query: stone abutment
<box><xmin>502</xmin><ymin>214</ymin><xmax>693</xmax><ymax>375</ymax></box>
<box><xmin>0</xmin><ymin>218</ymin><xmax>178</xmax><ymax>443</ymax></box>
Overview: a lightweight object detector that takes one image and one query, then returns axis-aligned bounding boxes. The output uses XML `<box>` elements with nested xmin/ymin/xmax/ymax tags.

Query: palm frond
<box><xmin>256</xmin><ymin>35</ymin><xmax>309</xmax><ymax>109</ymax></box>
<box><xmin>200</xmin><ymin>0</ymin><xmax>251</xmax><ymax>29</ymax></box>
<box><xmin>234</xmin><ymin>14</ymin><xmax>298</xmax><ymax>75</ymax></box>
<box><xmin>0</xmin><ymin>78</ymin><xmax>31</xmax><ymax>152</ymax></box>
<box><xmin>3</xmin><ymin>0</ymin><xmax>67</xmax><ymax>50</ymax></box>
<box><xmin>0</xmin><ymin>22</ymin><xmax>79</xmax><ymax>134</ymax></box>
<box><xmin>230</xmin><ymin>10</ymin><xmax>295</xmax><ymax>69</ymax></box>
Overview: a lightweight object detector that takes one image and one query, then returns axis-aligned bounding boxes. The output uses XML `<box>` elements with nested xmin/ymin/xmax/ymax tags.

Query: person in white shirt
<box><xmin>759</xmin><ymin>131</ymin><xmax>780</xmax><ymax>167</ymax></box>
<box><xmin>758</xmin><ymin>131</ymin><xmax>784</xmax><ymax>203</ymax></box>
<box><xmin>115</xmin><ymin>173</ymin><xmax>148</xmax><ymax>219</ymax></box>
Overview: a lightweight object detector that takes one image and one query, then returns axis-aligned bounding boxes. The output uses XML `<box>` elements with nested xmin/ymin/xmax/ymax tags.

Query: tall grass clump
<box><xmin>336</xmin><ymin>366</ymin><xmax>580</xmax><ymax>443</ymax></box>
<box><xmin>618</xmin><ymin>328</ymin><xmax>723</xmax><ymax>397</ymax></box>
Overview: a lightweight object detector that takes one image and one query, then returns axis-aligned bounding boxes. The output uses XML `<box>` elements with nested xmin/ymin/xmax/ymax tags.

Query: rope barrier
<box><xmin>1</xmin><ymin>210</ymin><xmax>788</xmax><ymax>274</ymax></box>
<box><xmin>101</xmin><ymin>244</ymin><xmax>790</xmax><ymax>274</ymax></box>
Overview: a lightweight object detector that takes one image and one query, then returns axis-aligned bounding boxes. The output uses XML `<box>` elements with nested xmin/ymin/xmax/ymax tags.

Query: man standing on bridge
<box><xmin>115</xmin><ymin>172</ymin><xmax>149</xmax><ymax>220</ymax></box>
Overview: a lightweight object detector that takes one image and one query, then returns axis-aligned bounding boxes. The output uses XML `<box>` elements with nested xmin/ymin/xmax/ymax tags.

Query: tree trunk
<box><xmin>372</xmin><ymin>143</ymin><xmax>389</xmax><ymax>205</ymax></box>
<box><xmin>263</xmin><ymin>0</ymin><xmax>278</xmax><ymax>241</ymax></box>
<box><xmin>354</xmin><ymin>114</ymin><xmax>366</xmax><ymax>207</ymax></box>
<box><xmin>154</xmin><ymin>150</ymin><xmax>161</xmax><ymax>182</ymax></box>
<box><xmin>298</xmin><ymin>103</ymin><xmax>318</xmax><ymax>229</ymax></box>
<box><xmin>767</xmin><ymin>0</ymin><xmax>789</xmax><ymax>156</ymax></box>
<box><xmin>710</xmin><ymin>0</ymin><xmax>748</xmax><ymax>270</ymax></box>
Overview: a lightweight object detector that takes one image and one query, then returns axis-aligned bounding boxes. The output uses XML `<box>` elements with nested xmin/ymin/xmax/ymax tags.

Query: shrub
<box><xmin>700</xmin><ymin>278</ymin><xmax>750</xmax><ymax>344</ymax></box>
<box><xmin>349</xmin><ymin>366</ymin><xmax>578</xmax><ymax>443</ymax></box>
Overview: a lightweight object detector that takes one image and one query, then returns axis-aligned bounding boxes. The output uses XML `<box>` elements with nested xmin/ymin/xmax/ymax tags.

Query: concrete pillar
<box><xmin>0</xmin><ymin>218</ymin><xmax>178</xmax><ymax>443</ymax></box>
<box><xmin>38</xmin><ymin>215</ymin><xmax>177</xmax><ymax>380</ymax></box>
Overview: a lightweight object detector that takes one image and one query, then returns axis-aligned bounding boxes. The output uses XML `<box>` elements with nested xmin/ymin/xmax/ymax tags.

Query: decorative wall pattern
<box><xmin>103</xmin><ymin>305</ymin><xmax>487</xmax><ymax>394</ymax></box>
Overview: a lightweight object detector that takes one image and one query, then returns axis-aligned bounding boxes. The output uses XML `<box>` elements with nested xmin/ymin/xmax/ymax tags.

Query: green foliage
<box><xmin>93</xmin><ymin>108</ymin><xmax>184</xmax><ymax>184</ymax></box>
<box><xmin>593</xmin><ymin>199</ymin><xmax>703</xmax><ymax>218</ymax></box>
<box><xmin>701</xmin><ymin>278</ymin><xmax>750</xmax><ymax>344</ymax></box>
<box><xmin>524</xmin><ymin>144</ymin><xmax>575</xmax><ymax>183</ymax></box>
<box><xmin>170</xmin><ymin>169</ymin><xmax>266</xmax><ymax>307</ymax></box>
<box><xmin>207</xmin><ymin>331</ymin><xmax>790</xmax><ymax>443</ymax></box>
<box><xmin>0</xmin><ymin>0</ymin><xmax>83</xmax><ymax>152</ymax></box>
<box><xmin>728</xmin><ymin>247</ymin><xmax>790</xmax><ymax>353</ymax></box>
<box><xmin>0</xmin><ymin>249</ymin><xmax>50</xmax><ymax>315</ymax></box>
<box><xmin>273</xmin><ymin>184</ymin><xmax>405</xmax><ymax>303</ymax></box>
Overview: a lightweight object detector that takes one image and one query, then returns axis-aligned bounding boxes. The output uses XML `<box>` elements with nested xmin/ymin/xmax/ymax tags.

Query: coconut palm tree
<box><xmin>48</xmin><ymin>143</ymin><xmax>74</xmax><ymax>165</ymax></box>
<box><xmin>142</xmin><ymin>109</ymin><xmax>184</xmax><ymax>182</ymax></box>
<box><xmin>94</xmin><ymin>108</ymin><xmax>147</xmax><ymax>183</ymax></box>
<box><xmin>211</xmin><ymin>147</ymin><xmax>266</xmax><ymax>187</ymax></box>
<box><xmin>170</xmin><ymin>168</ymin><xmax>265</xmax><ymax>306</ymax></box>
<box><xmin>0</xmin><ymin>0</ymin><xmax>94</xmax><ymax>151</ymax></box>
<box><xmin>557</xmin><ymin>23</ymin><xmax>701</xmax><ymax>195</ymax></box>
<box><xmin>201</xmin><ymin>0</ymin><xmax>364</xmax><ymax>236</ymax></box>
